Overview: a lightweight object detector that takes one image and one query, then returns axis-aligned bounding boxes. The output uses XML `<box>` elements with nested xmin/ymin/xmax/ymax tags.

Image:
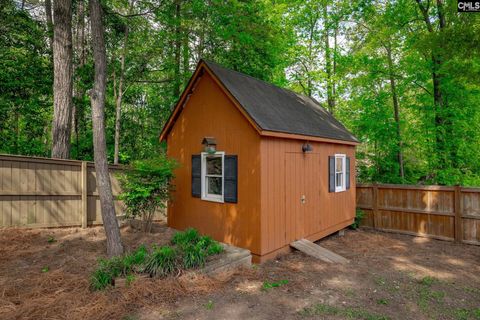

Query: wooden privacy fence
<box><xmin>0</xmin><ymin>154</ymin><xmax>128</xmax><ymax>228</ymax></box>
<box><xmin>357</xmin><ymin>184</ymin><xmax>480</xmax><ymax>245</ymax></box>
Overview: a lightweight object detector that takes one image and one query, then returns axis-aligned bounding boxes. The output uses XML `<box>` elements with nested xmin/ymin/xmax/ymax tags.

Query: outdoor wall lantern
<box><xmin>302</xmin><ymin>142</ymin><xmax>313</xmax><ymax>153</ymax></box>
<box><xmin>202</xmin><ymin>137</ymin><xmax>217</xmax><ymax>154</ymax></box>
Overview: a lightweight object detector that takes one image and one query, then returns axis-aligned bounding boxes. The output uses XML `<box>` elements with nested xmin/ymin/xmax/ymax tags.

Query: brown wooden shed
<box><xmin>160</xmin><ymin>60</ymin><xmax>359</xmax><ymax>263</ymax></box>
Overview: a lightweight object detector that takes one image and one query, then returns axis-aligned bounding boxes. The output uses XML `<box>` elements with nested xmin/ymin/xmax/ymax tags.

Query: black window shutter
<box><xmin>191</xmin><ymin>155</ymin><xmax>201</xmax><ymax>198</ymax></box>
<box><xmin>224</xmin><ymin>155</ymin><xmax>238</xmax><ymax>203</ymax></box>
<box><xmin>328</xmin><ymin>156</ymin><xmax>335</xmax><ymax>193</ymax></box>
<box><xmin>346</xmin><ymin>157</ymin><xmax>351</xmax><ymax>190</ymax></box>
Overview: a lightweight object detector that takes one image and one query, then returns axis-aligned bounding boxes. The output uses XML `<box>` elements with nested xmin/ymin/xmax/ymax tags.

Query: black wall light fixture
<box><xmin>302</xmin><ymin>143</ymin><xmax>313</xmax><ymax>152</ymax></box>
<box><xmin>202</xmin><ymin>137</ymin><xmax>217</xmax><ymax>154</ymax></box>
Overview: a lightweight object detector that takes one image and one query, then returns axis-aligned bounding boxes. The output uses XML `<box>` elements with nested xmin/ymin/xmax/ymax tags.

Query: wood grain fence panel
<box><xmin>357</xmin><ymin>184</ymin><xmax>477</xmax><ymax>244</ymax></box>
<box><xmin>0</xmin><ymin>154</ymin><xmax>128</xmax><ymax>228</ymax></box>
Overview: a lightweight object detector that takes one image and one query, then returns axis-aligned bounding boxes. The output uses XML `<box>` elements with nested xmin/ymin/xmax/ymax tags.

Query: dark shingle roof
<box><xmin>204</xmin><ymin>60</ymin><xmax>358</xmax><ymax>143</ymax></box>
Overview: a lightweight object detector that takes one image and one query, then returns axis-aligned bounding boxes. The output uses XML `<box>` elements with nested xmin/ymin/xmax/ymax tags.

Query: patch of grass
<box><xmin>377</xmin><ymin>298</ymin><xmax>388</xmax><ymax>305</ymax></box>
<box><xmin>47</xmin><ymin>235</ymin><xmax>56</xmax><ymax>243</ymax></box>
<box><xmin>374</xmin><ymin>276</ymin><xmax>387</xmax><ymax>286</ymax></box>
<box><xmin>419</xmin><ymin>276</ymin><xmax>437</xmax><ymax>286</ymax></box>
<box><xmin>300</xmin><ymin>303</ymin><xmax>389</xmax><ymax>320</ymax></box>
<box><xmin>262</xmin><ymin>279</ymin><xmax>289</xmax><ymax>291</ymax></box>
<box><xmin>144</xmin><ymin>246</ymin><xmax>178</xmax><ymax>277</ymax></box>
<box><xmin>125</xmin><ymin>274</ymin><xmax>135</xmax><ymax>286</ymax></box>
<box><xmin>204</xmin><ymin>300</ymin><xmax>214</xmax><ymax>310</ymax></box>
<box><xmin>172</xmin><ymin>228</ymin><xmax>201</xmax><ymax>246</ymax></box>
<box><xmin>453</xmin><ymin>308</ymin><xmax>480</xmax><ymax>320</ymax></box>
<box><xmin>41</xmin><ymin>266</ymin><xmax>49</xmax><ymax>273</ymax></box>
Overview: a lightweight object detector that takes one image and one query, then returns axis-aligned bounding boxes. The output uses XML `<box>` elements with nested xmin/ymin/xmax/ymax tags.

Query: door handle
<box><xmin>301</xmin><ymin>195</ymin><xmax>306</xmax><ymax>204</ymax></box>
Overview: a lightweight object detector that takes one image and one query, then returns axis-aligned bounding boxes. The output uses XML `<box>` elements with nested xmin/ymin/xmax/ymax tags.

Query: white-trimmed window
<box><xmin>201</xmin><ymin>151</ymin><xmax>224</xmax><ymax>202</ymax></box>
<box><xmin>335</xmin><ymin>154</ymin><xmax>346</xmax><ymax>192</ymax></box>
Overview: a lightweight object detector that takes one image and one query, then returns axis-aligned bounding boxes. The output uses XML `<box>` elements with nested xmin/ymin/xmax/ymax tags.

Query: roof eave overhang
<box><xmin>260</xmin><ymin>130</ymin><xmax>360</xmax><ymax>146</ymax></box>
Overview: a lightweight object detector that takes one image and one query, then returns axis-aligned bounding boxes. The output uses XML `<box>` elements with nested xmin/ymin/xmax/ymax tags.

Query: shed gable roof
<box><xmin>160</xmin><ymin>60</ymin><xmax>359</xmax><ymax>144</ymax></box>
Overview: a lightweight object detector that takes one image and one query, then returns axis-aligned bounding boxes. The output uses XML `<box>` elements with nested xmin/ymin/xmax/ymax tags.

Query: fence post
<box><xmin>454</xmin><ymin>185</ymin><xmax>462</xmax><ymax>243</ymax></box>
<box><xmin>372</xmin><ymin>183</ymin><xmax>378</xmax><ymax>229</ymax></box>
<box><xmin>81</xmin><ymin>161</ymin><xmax>88</xmax><ymax>228</ymax></box>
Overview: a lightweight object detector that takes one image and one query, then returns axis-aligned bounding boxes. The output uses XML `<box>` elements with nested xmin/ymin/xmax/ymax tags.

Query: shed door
<box><xmin>285</xmin><ymin>153</ymin><xmax>321</xmax><ymax>242</ymax></box>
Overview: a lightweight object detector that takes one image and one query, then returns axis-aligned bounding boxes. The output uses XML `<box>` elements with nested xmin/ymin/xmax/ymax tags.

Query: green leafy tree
<box><xmin>118</xmin><ymin>156</ymin><xmax>176</xmax><ymax>232</ymax></box>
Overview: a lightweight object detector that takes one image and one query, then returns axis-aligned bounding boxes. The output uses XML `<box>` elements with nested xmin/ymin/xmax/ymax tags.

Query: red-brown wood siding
<box><xmin>166</xmin><ymin>73</ymin><xmax>262</xmax><ymax>255</ymax></box>
<box><xmin>259</xmin><ymin>137</ymin><xmax>356</xmax><ymax>257</ymax></box>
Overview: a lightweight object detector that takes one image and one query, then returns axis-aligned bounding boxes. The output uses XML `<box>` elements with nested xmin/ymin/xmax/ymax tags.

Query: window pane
<box><xmin>336</xmin><ymin>173</ymin><xmax>343</xmax><ymax>187</ymax></box>
<box><xmin>206</xmin><ymin>156</ymin><xmax>222</xmax><ymax>175</ymax></box>
<box><xmin>207</xmin><ymin>177</ymin><xmax>222</xmax><ymax>195</ymax></box>
<box><xmin>336</xmin><ymin>157</ymin><xmax>343</xmax><ymax>172</ymax></box>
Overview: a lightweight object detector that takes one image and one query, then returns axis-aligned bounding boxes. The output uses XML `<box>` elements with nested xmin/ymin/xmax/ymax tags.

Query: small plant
<box><xmin>122</xmin><ymin>245</ymin><xmax>149</xmax><ymax>274</ymax></box>
<box><xmin>350</xmin><ymin>209</ymin><xmax>365</xmax><ymax>229</ymax></box>
<box><xmin>172</xmin><ymin>228</ymin><xmax>201</xmax><ymax>246</ymax></box>
<box><xmin>173</xmin><ymin>229</ymin><xmax>223</xmax><ymax>269</ymax></box>
<box><xmin>47</xmin><ymin>235</ymin><xmax>56</xmax><ymax>243</ymax></box>
<box><xmin>204</xmin><ymin>300</ymin><xmax>214</xmax><ymax>310</ymax></box>
<box><xmin>420</xmin><ymin>276</ymin><xmax>436</xmax><ymax>286</ymax></box>
<box><xmin>262</xmin><ymin>279</ymin><xmax>289</xmax><ymax>290</ymax></box>
<box><xmin>377</xmin><ymin>299</ymin><xmax>388</xmax><ymax>305</ymax></box>
<box><xmin>41</xmin><ymin>266</ymin><xmax>49</xmax><ymax>273</ymax></box>
<box><xmin>143</xmin><ymin>246</ymin><xmax>178</xmax><ymax>277</ymax></box>
<box><xmin>118</xmin><ymin>156</ymin><xmax>176</xmax><ymax>232</ymax></box>
<box><xmin>125</xmin><ymin>274</ymin><xmax>136</xmax><ymax>286</ymax></box>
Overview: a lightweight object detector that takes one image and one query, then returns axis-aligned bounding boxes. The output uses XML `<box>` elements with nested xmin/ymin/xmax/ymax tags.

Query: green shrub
<box><xmin>181</xmin><ymin>242</ymin><xmax>208</xmax><ymax>269</ymax></box>
<box><xmin>172</xmin><ymin>228</ymin><xmax>201</xmax><ymax>246</ymax></box>
<box><xmin>122</xmin><ymin>245</ymin><xmax>148</xmax><ymax>274</ymax></box>
<box><xmin>143</xmin><ymin>246</ymin><xmax>178</xmax><ymax>277</ymax></box>
<box><xmin>118</xmin><ymin>156</ymin><xmax>176</xmax><ymax>232</ymax></box>
<box><xmin>90</xmin><ymin>257</ymin><xmax>124</xmax><ymax>290</ymax></box>
<box><xmin>350</xmin><ymin>209</ymin><xmax>365</xmax><ymax>229</ymax></box>
<box><xmin>90</xmin><ymin>229</ymin><xmax>223</xmax><ymax>290</ymax></box>
<box><xmin>173</xmin><ymin>230</ymin><xmax>224</xmax><ymax>269</ymax></box>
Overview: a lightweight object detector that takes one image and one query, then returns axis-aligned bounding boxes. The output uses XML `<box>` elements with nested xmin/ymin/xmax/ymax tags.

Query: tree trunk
<box><xmin>173</xmin><ymin>0</ymin><xmax>182</xmax><ymax>97</ymax></box>
<box><xmin>415</xmin><ymin>0</ymin><xmax>448</xmax><ymax>169</ymax></box>
<box><xmin>73</xmin><ymin>0</ymin><xmax>86</xmax><ymax>157</ymax></box>
<box><xmin>113</xmin><ymin>27</ymin><xmax>129</xmax><ymax>165</ymax></box>
<box><xmin>89</xmin><ymin>0</ymin><xmax>124</xmax><ymax>257</ymax></box>
<box><xmin>45</xmin><ymin>0</ymin><xmax>53</xmax><ymax>50</ymax></box>
<box><xmin>51</xmin><ymin>0</ymin><xmax>73</xmax><ymax>159</ymax></box>
<box><xmin>386</xmin><ymin>44</ymin><xmax>405</xmax><ymax>180</ymax></box>
<box><xmin>323</xmin><ymin>4</ymin><xmax>334</xmax><ymax>113</ymax></box>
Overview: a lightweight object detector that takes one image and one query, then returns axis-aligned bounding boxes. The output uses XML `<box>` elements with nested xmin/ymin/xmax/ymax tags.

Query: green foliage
<box><xmin>351</xmin><ymin>209</ymin><xmax>365</xmax><ymax>230</ymax></box>
<box><xmin>300</xmin><ymin>303</ymin><xmax>389</xmax><ymax>320</ymax></box>
<box><xmin>171</xmin><ymin>228</ymin><xmax>201</xmax><ymax>246</ymax></box>
<box><xmin>204</xmin><ymin>300</ymin><xmax>214</xmax><ymax>310</ymax></box>
<box><xmin>90</xmin><ymin>247</ymin><xmax>150</xmax><ymax>290</ymax></box>
<box><xmin>41</xmin><ymin>266</ymin><xmax>49</xmax><ymax>273</ymax></box>
<box><xmin>3</xmin><ymin>0</ymin><xmax>480</xmax><ymax>188</ymax></box>
<box><xmin>118</xmin><ymin>156</ymin><xmax>176</xmax><ymax>232</ymax></box>
<box><xmin>262</xmin><ymin>279</ymin><xmax>289</xmax><ymax>291</ymax></box>
<box><xmin>47</xmin><ymin>235</ymin><xmax>56</xmax><ymax>243</ymax></box>
<box><xmin>143</xmin><ymin>246</ymin><xmax>178</xmax><ymax>277</ymax></box>
<box><xmin>172</xmin><ymin>229</ymin><xmax>224</xmax><ymax>269</ymax></box>
<box><xmin>90</xmin><ymin>229</ymin><xmax>223</xmax><ymax>290</ymax></box>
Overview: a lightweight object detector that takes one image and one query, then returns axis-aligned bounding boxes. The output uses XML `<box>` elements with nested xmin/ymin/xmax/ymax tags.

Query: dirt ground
<box><xmin>0</xmin><ymin>223</ymin><xmax>479</xmax><ymax>320</ymax></box>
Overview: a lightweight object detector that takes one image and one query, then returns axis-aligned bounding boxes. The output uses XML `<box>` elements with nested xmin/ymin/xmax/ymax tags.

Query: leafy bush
<box><xmin>90</xmin><ymin>256</ymin><xmax>124</xmax><ymax>290</ymax></box>
<box><xmin>143</xmin><ymin>246</ymin><xmax>178</xmax><ymax>277</ymax></box>
<box><xmin>118</xmin><ymin>156</ymin><xmax>176</xmax><ymax>232</ymax></box>
<box><xmin>171</xmin><ymin>228</ymin><xmax>201</xmax><ymax>246</ymax></box>
<box><xmin>90</xmin><ymin>247</ymin><xmax>149</xmax><ymax>290</ymax></box>
<box><xmin>172</xmin><ymin>229</ymin><xmax>224</xmax><ymax>269</ymax></box>
<box><xmin>350</xmin><ymin>209</ymin><xmax>365</xmax><ymax>229</ymax></box>
<box><xmin>90</xmin><ymin>229</ymin><xmax>224</xmax><ymax>290</ymax></box>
